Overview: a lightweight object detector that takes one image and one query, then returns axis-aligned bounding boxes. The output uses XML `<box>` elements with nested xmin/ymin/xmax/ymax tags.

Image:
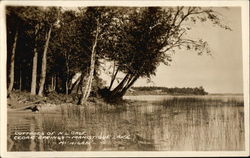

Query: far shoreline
<box><xmin>124</xmin><ymin>93</ymin><xmax>244</xmax><ymax>97</ymax></box>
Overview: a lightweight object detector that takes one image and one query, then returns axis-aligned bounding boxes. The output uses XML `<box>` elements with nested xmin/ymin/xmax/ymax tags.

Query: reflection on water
<box><xmin>8</xmin><ymin>95</ymin><xmax>245</xmax><ymax>151</ymax></box>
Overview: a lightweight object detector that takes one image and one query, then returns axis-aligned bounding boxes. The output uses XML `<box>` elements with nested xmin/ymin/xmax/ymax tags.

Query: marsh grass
<box><xmin>153</xmin><ymin>97</ymin><xmax>245</xmax><ymax>150</ymax></box>
<box><xmin>159</xmin><ymin>97</ymin><xmax>244</xmax><ymax>106</ymax></box>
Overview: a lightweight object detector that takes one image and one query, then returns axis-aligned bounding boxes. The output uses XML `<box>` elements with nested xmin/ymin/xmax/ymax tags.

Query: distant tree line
<box><xmin>131</xmin><ymin>86</ymin><xmax>208</xmax><ymax>95</ymax></box>
<box><xmin>6</xmin><ymin>6</ymin><xmax>229</xmax><ymax>104</ymax></box>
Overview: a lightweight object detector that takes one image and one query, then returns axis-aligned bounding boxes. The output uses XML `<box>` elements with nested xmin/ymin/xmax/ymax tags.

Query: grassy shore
<box><xmin>7</xmin><ymin>91</ymin><xmax>129</xmax><ymax>113</ymax></box>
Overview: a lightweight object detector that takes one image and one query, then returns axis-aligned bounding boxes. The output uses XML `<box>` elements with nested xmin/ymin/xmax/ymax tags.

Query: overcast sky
<box><xmin>131</xmin><ymin>7</ymin><xmax>243</xmax><ymax>94</ymax></box>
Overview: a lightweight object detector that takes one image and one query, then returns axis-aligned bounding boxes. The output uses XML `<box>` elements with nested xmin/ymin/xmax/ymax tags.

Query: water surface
<box><xmin>8</xmin><ymin>95</ymin><xmax>245</xmax><ymax>151</ymax></box>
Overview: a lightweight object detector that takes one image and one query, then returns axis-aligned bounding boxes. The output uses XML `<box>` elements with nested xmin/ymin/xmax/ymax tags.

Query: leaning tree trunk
<box><xmin>108</xmin><ymin>62</ymin><xmax>119</xmax><ymax>91</ymax></box>
<box><xmin>110</xmin><ymin>74</ymin><xmax>130</xmax><ymax>96</ymax></box>
<box><xmin>38</xmin><ymin>25</ymin><xmax>52</xmax><ymax>96</ymax></box>
<box><xmin>78</xmin><ymin>23</ymin><xmax>99</xmax><ymax>105</ymax></box>
<box><xmin>30</xmin><ymin>25</ymin><xmax>40</xmax><ymax>95</ymax></box>
<box><xmin>118</xmin><ymin>75</ymin><xmax>139</xmax><ymax>97</ymax></box>
<box><xmin>77</xmin><ymin>74</ymin><xmax>84</xmax><ymax>95</ymax></box>
<box><xmin>111</xmin><ymin>64</ymin><xmax>145</xmax><ymax>98</ymax></box>
<box><xmin>109</xmin><ymin>73</ymin><xmax>139</xmax><ymax>99</ymax></box>
<box><xmin>8</xmin><ymin>28</ymin><xmax>19</xmax><ymax>93</ymax></box>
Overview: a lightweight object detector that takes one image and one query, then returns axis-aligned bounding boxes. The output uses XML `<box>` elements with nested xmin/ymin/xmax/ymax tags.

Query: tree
<box><xmin>5</xmin><ymin>6</ymin><xmax>228</xmax><ymax>104</ymax></box>
<box><xmin>100</xmin><ymin>7</ymin><xmax>230</xmax><ymax>100</ymax></box>
<box><xmin>30</xmin><ymin>23</ymin><xmax>40</xmax><ymax>95</ymax></box>
<box><xmin>13</xmin><ymin>7</ymin><xmax>49</xmax><ymax>95</ymax></box>
<box><xmin>6</xmin><ymin>6</ymin><xmax>91</xmax><ymax>97</ymax></box>
<box><xmin>47</xmin><ymin>9</ymin><xmax>90</xmax><ymax>95</ymax></box>
<box><xmin>78</xmin><ymin>7</ymin><xmax>117</xmax><ymax>105</ymax></box>
<box><xmin>6</xmin><ymin>7</ymin><xmax>20</xmax><ymax>93</ymax></box>
<box><xmin>38</xmin><ymin>7</ymin><xmax>61</xmax><ymax>96</ymax></box>
<box><xmin>6</xmin><ymin>7</ymin><xmax>45</xmax><ymax>94</ymax></box>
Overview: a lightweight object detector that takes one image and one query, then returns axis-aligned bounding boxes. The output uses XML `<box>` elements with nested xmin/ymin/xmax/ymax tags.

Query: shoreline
<box><xmin>125</xmin><ymin>93</ymin><xmax>243</xmax><ymax>96</ymax></box>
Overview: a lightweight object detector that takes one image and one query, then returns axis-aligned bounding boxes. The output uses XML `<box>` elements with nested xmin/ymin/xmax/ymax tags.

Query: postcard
<box><xmin>0</xmin><ymin>0</ymin><xmax>249</xmax><ymax>157</ymax></box>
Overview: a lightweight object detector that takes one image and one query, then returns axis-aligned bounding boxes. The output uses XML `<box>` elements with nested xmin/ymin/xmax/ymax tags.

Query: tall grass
<box><xmin>159</xmin><ymin>97</ymin><xmax>244</xmax><ymax>107</ymax></box>
<box><xmin>154</xmin><ymin>97</ymin><xmax>244</xmax><ymax>150</ymax></box>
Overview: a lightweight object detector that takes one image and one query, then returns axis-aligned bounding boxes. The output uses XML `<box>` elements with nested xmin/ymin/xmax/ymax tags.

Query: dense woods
<box><xmin>130</xmin><ymin>86</ymin><xmax>208</xmax><ymax>95</ymax></box>
<box><xmin>6</xmin><ymin>6</ymin><xmax>229</xmax><ymax>104</ymax></box>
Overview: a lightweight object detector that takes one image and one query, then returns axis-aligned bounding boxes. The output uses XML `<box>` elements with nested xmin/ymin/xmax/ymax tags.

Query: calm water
<box><xmin>123</xmin><ymin>94</ymin><xmax>244</xmax><ymax>102</ymax></box>
<box><xmin>7</xmin><ymin>95</ymin><xmax>245</xmax><ymax>151</ymax></box>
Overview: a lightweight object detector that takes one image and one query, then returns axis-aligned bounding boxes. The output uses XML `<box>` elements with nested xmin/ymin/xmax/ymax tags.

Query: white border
<box><xmin>0</xmin><ymin>0</ymin><xmax>249</xmax><ymax>157</ymax></box>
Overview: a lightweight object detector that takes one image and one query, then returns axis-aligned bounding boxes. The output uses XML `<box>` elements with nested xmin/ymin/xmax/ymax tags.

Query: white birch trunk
<box><xmin>8</xmin><ymin>29</ymin><xmax>18</xmax><ymax>92</ymax></box>
<box><xmin>38</xmin><ymin>25</ymin><xmax>52</xmax><ymax>96</ymax></box>
<box><xmin>31</xmin><ymin>25</ymin><xmax>39</xmax><ymax>95</ymax></box>
<box><xmin>79</xmin><ymin>22</ymin><xmax>99</xmax><ymax>105</ymax></box>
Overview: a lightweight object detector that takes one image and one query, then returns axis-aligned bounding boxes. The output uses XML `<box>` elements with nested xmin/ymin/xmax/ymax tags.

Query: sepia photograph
<box><xmin>0</xmin><ymin>0</ymin><xmax>249</xmax><ymax>157</ymax></box>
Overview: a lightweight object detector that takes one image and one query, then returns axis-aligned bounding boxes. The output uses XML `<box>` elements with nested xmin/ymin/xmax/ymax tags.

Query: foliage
<box><xmin>100</xmin><ymin>7</ymin><xmax>229</xmax><ymax>99</ymax></box>
<box><xmin>131</xmin><ymin>86</ymin><xmax>208</xmax><ymax>95</ymax></box>
<box><xmin>6</xmin><ymin>6</ymin><xmax>229</xmax><ymax>102</ymax></box>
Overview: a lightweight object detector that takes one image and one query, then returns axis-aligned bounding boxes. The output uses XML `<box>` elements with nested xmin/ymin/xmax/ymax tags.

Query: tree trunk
<box><xmin>78</xmin><ymin>23</ymin><xmax>99</xmax><ymax>105</ymax></box>
<box><xmin>55</xmin><ymin>74</ymin><xmax>59</xmax><ymax>92</ymax></box>
<box><xmin>110</xmin><ymin>74</ymin><xmax>130</xmax><ymax>95</ymax></box>
<box><xmin>77</xmin><ymin>74</ymin><xmax>84</xmax><ymax>95</ymax></box>
<box><xmin>79</xmin><ymin>47</ymin><xmax>97</xmax><ymax>104</ymax></box>
<box><xmin>69</xmin><ymin>74</ymin><xmax>81</xmax><ymax>94</ymax></box>
<box><xmin>31</xmin><ymin>48</ymin><xmax>38</xmax><ymax>95</ymax></box>
<box><xmin>8</xmin><ymin>28</ymin><xmax>18</xmax><ymax>93</ymax></box>
<box><xmin>111</xmin><ymin>63</ymin><xmax>145</xmax><ymax>98</ymax></box>
<box><xmin>77</xmin><ymin>73</ymin><xmax>86</xmax><ymax>104</ymax></box>
<box><xmin>118</xmin><ymin>75</ymin><xmax>138</xmax><ymax>97</ymax></box>
<box><xmin>38</xmin><ymin>25</ymin><xmax>52</xmax><ymax>96</ymax></box>
<box><xmin>30</xmin><ymin>25</ymin><xmax>39</xmax><ymax>95</ymax></box>
<box><xmin>65</xmin><ymin>81</ymin><xmax>69</xmax><ymax>95</ymax></box>
<box><xmin>50</xmin><ymin>75</ymin><xmax>56</xmax><ymax>92</ymax></box>
<box><xmin>108</xmin><ymin>62</ymin><xmax>119</xmax><ymax>91</ymax></box>
<box><xmin>85</xmin><ymin>68</ymin><xmax>94</xmax><ymax>100</ymax></box>
<box><xmin>65</xmin><ymin>53</ymin><xmax>70</xmax><ymax>95</ymax></box>
<box><xmin>53</xmin><ymin>75</ymin><xmax>56</xmax><ymax>91</ymax></box>
<box><xmin>50</xmin><ymin>76</ymin><xmax>53</xmax><ymax>92</ymax></box>
<box><xmin>109</xmin><ymin>74</ymin><xmax>139</xmax><ymax>99</ymax></box>
<box><xmin>19</xmin><ymin>63</ymin><xmax>22</xmax><ymax>90</ymax></box>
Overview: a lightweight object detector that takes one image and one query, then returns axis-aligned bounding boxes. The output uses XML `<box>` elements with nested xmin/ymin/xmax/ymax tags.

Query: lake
<box><xmin>123</xmin><ymin>94</ymin><xmax>244</xmax><ymax>102</ymax></box>
<box><xmin>7</xmin><ymin>94</ymin><xmax>245</xmax><ymax>151</ymax></box>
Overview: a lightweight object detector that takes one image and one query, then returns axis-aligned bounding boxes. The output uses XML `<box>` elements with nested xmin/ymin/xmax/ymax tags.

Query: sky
<box><xmin>102</xmin><ymin>7</ymin><xmax>243</xmax><ymax>94</ymax></box>
<box><xmin>134</xmin><ymin>7</ymin><xmax>243</xmax><ymax>94</ymax></box>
